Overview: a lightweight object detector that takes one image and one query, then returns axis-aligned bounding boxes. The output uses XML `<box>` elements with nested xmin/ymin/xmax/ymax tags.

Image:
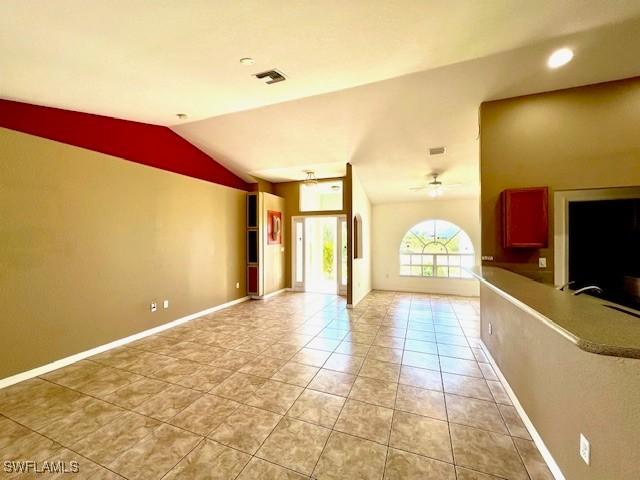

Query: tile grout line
<box><xmin>383</xmin><ymin>296</ymin><xmax>410</xmax><ymax>478</ymax></box>
<box><xmin>159</xmin><ymin>436</ymin><xmax>207</xmax><ymax>480</ymax></box>
<box><xmin>0</xmin><ymin>411</ymin><xmax>131</xmax><ymax>480</ymax></box>
<box><xmin>33</xmin><ymin>376</ymin><xmax>217</xmax><ymax>475</ymax></box>
<box><xmin>448</xmin><ymin>306</ymin><xmax>466</xmax><ymax>480</ymax></box>
<box><xmin>229</xmin><ymin>301</ymin><xmax>351</xmax><ymax>479</ymax></box>
<box><xmin>227</xmin><ymin>296</ymin><xmax>346</xmax><ymax>479</ymax></box>
<box><xmin>3</xmin><ymin>292</ymin><xmax>539</xmax><ymax>480</ymax></box>
<box><xmin>307</xmin><ymin>307</ymin><xmax>374</xmax><ymax>479</ymax></box>
<box><xmin>413</xmin><ymin>296</ymin><xmax>457</xmax><ymax>478</ymax></box>
<box><xmin>34</xmin><ymin>355</ymin><xmax>329</xmax><ymax>471</ymax></box>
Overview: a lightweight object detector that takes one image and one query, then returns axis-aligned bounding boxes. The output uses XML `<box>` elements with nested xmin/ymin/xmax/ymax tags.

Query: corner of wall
<box><xmin>350</xmin><ymin>165</ymin><xmax>373</xmax><ymax>305</ymax></box>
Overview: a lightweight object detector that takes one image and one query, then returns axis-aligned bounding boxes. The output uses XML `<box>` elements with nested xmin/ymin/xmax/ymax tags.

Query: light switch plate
<box><xmin>163</xmin><ymin>300</ymin><xmax>169</xmax><ymax>309</ymax></box>
<box><xmin>580</xmin><ymin>433</ymin><xmax>590</xmax><ymax>465</ymax></box>
<box><xmin>150</xmin><ymin>302</ymin><xmax>157</xmax><ymax>312</ymax></box>
<box><xmin>539</xmin><ymin>257</ymin><xmax>547</xmax><ymax>268</ymax></box>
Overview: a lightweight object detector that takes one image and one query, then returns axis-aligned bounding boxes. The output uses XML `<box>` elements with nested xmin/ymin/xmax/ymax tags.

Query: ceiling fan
<box><xmin>409</xmin><ymin>173</ymin><xmax>462</xmax><ymax>198</ymax></box>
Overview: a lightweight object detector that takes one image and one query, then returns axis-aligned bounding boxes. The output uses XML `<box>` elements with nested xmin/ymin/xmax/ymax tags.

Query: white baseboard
<box><xmin>251</xmin><ymin>288</ymin><xmax>288</xmax><ymax>300</ymax></box>
<box><xmin>481</xmin><ymin>341</ymin><xmax>566</xmax><ymax>480</ymax></box>
<box><xmin>0</xmin><ymin>296</ymin><xmax>249</xmax><ymax>391</ymax></box>
<box><xmin>371</xmin><ymin>285</ymin><xmax>480</xmax><ymax>298</ymax></box>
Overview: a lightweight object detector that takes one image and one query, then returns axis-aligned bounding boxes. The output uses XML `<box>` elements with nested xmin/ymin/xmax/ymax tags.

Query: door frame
<box><xmin>553</xmin><ymin>186</ymin><xmax>640</xmax><ymax>287</ymax></box>
<box><xmin>292</xmin><ymin>216</ymin><xmax>306</xmax><ymax>292</ymax></box>
<box><xmin>291</xmin><ymin>215</ymin><xmax>347</xmax><ymax>294</ymax></box>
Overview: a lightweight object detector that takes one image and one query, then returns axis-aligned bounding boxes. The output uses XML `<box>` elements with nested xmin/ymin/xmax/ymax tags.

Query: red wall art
<box><xmin>267</xmin><ymin>210</ymin><xmax>282</xmax><ymax>245</ymax></box>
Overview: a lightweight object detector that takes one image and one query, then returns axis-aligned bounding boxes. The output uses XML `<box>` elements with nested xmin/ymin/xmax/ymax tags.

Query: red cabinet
<box><xmin>502</xmin><ymin>187</ymin><xmax>548</xmax><ymax>248</ymax></box>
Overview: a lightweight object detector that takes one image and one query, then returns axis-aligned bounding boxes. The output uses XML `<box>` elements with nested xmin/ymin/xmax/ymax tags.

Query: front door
<box><xmin>292</xmin><ymin>216</ymin><xmax>347</xmax><ymax>295</ymax></box>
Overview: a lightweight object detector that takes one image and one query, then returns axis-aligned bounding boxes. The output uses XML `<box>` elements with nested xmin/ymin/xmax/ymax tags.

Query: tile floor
<box><xmin>0</xmin><ymin>291</ymin><xmax>554</xmax><ymax>479</ymax></box>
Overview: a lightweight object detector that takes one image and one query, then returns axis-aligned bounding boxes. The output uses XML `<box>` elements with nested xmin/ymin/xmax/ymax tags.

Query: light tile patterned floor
<box><xmin>0</xmin><ymin>291</ymin><xmax>554</xmax><ymax>479</ymax></box>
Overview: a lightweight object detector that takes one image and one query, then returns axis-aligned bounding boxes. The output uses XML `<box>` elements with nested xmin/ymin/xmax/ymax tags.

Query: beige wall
<box><xmin>0</xmin><ymin>128</ymin><xmax>247</xmax><ymax>380</ymax></box>
<box><xmin>372</xmin><ymin>198</ymin><xmax>480</xmax><ymax>296</ymax></box>
<box><xmin>262</xmin><ymin>192</ymin><xmax>286</xmax><ymax>295</ymax></box>
<box><xmin>481</xmin><ymin>284</ymin><xmax>640</xmax><ymax>480</ymax></box>
<box><xmin>480</xmin><ymin>76</ymin><xmax>640</xmax><ymax>282</ymax></box>
<box><xmin>351</xmin><ymin>167</ymin><xmax>372</xmax><ymax>306</ymax></box>
<box><xmin>250</xmin><ymin>177</ymin><xmax>276</xmax><ymax>194</ymax></box>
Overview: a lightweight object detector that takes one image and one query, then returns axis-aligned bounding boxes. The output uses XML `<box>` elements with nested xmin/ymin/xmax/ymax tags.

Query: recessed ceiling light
<box><xmin>547</xmin><ymin>48</ymin><xmax>573</xmax><ymax>69</ymax></box>
<box><xmin>176</xmin><ymin>113</ymin><xmax>188</xmax><ymax>120</ymax></box>
<box><xmin>240</xmin><ymin>57</ymin><xmax>255</xmax><ymax>65</ymax></box>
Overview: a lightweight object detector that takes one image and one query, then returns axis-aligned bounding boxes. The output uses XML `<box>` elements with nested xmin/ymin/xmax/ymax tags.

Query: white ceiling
<box><xmin>174</xmin><ymin>15</ymin><xmax>640</xmax><ymax>203</ymax></box>
<box><xmin>2</xmin><ymin>1</ymin><xmax>640</xmax><ymax>203</ymax></box>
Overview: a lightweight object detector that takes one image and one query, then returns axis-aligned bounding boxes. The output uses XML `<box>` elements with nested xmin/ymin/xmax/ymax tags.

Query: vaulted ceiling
<box><xmin>2</xmin><ymin>1</ymin><xmax>640</xmax><ymax>202</ymax></box>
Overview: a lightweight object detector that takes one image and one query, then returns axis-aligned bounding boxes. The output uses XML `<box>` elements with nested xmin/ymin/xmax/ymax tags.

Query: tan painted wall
<box><xmin>250</xmin><ymin>177</ymin><xmax>276</xmax><ymax>194</ymax></box>
<box><xmin>0</xmin><ymin>128</ymin><xmax>247</xmax><ymax>379</ymax></box>
<box><xmin>481</xmin><ymin>284</ymin><xmax>640</xmax><ymax>480</ymax></box>
<box><xmin>480</xmin><ymin>77</ymin><xmax>640</xmax><ymax>282</ymax></box>
<box><xmin>262</xmin><ymin>192</ymin><xmax>286</xmax><ymax>295</ymax></box>
<box><xmin>273</xmin><ymin>178</ymin><xmax>347</xmax><ymax>288</ymax></box>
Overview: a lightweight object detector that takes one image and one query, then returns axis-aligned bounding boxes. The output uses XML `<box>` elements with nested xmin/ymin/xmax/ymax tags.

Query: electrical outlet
<box><xmin>482</xmin><ymin>255</ymin><xmax>494</xmax><ymax>261</ymax></box>
<box><xmin>489</xmin><ymin>323</ymin><xmax>493</xmax><ymax>335</ymax></box>
<box><xmin>539</xmin><ymin>257</ymin><xmax>547</xmax><ymax>268</ymax></box>
<box><xmin>580</xmin><ymin>433</ymin><xmax>590</xmax><ymax>465</ymax></box>
<box><xmin>163</xmin><ymin>300</ymin><xmax>169</xmax><ymax>309</ymax></box>
<box><xmin>150</xmin><ymin>302</ymin><xmax>157</xmax><ymax>312</ymax></box>
<box><xmin>236</xmin><ymin>282</ymin><xmax>240</xmax><ymax>289</ymax></box>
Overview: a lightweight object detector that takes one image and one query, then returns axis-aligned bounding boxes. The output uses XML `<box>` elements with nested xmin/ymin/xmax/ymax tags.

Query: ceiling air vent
<box><xmin>429</xmin><ymin>146</ymin><xmax>446</xmax><ymax>155</ymax></box>
<box><xmin>255</xmin><ymin>69</ymin><xmax>286</xmax><ymax>84</ymax></box>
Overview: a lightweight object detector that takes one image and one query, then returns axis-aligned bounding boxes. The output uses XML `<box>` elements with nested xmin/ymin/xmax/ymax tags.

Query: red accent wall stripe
<box><xmin>0</xmin><ymin>99</ymin><xmax>249</xmax><ymax>191</ymax></box>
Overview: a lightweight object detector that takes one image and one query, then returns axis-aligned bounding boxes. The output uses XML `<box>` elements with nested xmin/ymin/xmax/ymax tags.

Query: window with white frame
<box><xmin>399</xmin><ymin>220</ymin><xmax>474</xmax><ymax>278</ymax></box>
<box><xmin>299</xmin><ymin>180</ymin><xmax>343</xmax><ymax>212</ymax></box>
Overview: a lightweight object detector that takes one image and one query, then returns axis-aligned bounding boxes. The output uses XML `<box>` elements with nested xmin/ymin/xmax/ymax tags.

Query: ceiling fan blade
<box><xmin>443</xmin><ymin>183</ymin><xmax>463</xmax><ymax>189</ymax></box>
<box><xmin>409</xmin><ymin>186</ymin><xmax>427</xmax><ymax>191</ymax></box>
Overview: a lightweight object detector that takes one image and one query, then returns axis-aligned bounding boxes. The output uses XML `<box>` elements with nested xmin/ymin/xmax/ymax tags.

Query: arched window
<box><xmin>399</xmin><ymin>220</ymin><xmax>474</xmax><ymax>278</ymax></box>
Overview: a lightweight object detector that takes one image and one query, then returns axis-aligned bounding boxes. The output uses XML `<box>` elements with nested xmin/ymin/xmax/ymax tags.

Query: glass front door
<box><xmin>292</xmin><ymin>216</ymin><xmax>346</xmax><ymax>295</ymax></box>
